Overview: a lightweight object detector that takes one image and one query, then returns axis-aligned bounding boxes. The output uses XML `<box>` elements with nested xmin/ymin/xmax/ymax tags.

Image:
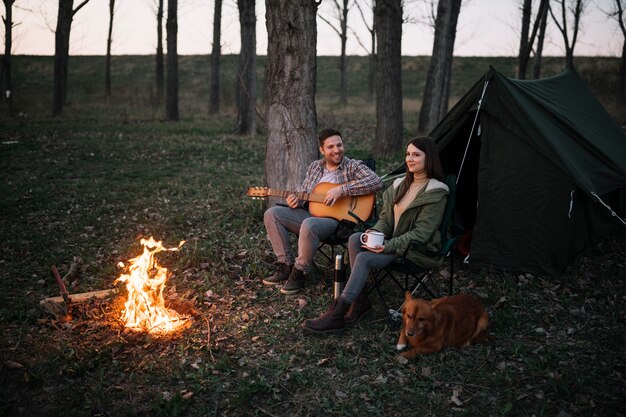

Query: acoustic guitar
<box><xmin>247</xmin><ymin>182</ymin><xmax>375</xmax><ymax>223</ymax></box>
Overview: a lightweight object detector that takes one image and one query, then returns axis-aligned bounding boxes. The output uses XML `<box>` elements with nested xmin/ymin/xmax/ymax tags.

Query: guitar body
<box><xmin>247</xmin><ymin>182</ymin><xmax>375</xmax><ymax>223</ymax></box>
<box><xmin>306</xmin><ymin>183</ymin><xmax>375</xmax><ymax>222</ymax></box>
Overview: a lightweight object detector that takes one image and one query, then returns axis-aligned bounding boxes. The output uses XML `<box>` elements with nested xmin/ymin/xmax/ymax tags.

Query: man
<box><xmin>263</xmin><ymin>128</ymin><xmax>383</xmax><ymax>294</ymax></box>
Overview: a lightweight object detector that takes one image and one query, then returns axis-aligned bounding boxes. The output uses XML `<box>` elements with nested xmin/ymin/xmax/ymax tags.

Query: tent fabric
<box><xmin>426</xmin><ymin>68</ymin><xmax>626</xmax><ymax>276</ymax></box>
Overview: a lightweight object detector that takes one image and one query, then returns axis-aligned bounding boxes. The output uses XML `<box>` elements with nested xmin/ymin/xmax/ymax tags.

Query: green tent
<box><xmin>430</xmin><ymin>68</ymin><xmax>626</xmax><ymax>276</ymax></box>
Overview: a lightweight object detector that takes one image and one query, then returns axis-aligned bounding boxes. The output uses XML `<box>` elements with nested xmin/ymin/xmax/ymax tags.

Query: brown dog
<box><xmin>396</xmin><ymin>292</ymin><xmax>490</xmax><ymax>358</ymax></box>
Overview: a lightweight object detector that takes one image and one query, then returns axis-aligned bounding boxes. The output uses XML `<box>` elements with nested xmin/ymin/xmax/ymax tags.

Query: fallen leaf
<box><xmin>5</xmin><ymin>360</ymin><xmax>23</xmax><ymax>369</ymax></box>
<box><xmin>396</xmin><ymin>355</ymin><xmax>408</xmax><ymax>364</ymax></box>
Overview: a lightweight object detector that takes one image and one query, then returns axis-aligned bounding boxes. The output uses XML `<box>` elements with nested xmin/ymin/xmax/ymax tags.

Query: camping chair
<box><xmin>315</xmin><ymin>158</ymin><xmax>378</xmax><ymax>271</ymax></box>
<box><xmin>368</xmin><ymin>174</ymin><xmax>461</xmax><ymax>323</ymax></box>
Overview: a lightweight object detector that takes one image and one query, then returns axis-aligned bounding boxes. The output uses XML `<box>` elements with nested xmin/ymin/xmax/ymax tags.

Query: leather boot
<box><xmin>344</xmin><ymin>288</ymin><xmax>372</xmax><ymax>324</ymax></box>
<box><xmin>262</xmin><ymin>263</ymin><xmax>292</xmax><ymax>286</ymax></box>
<box><xmin>302</xmin><ymin>296</ymin><xmax>351</xmax><ymax>334</ymax></box>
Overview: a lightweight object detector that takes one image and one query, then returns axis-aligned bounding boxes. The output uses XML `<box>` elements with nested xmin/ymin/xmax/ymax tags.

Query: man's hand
<box><xmin>362</xmin><ymin>244</ymin><xmax>385</xmax><ymax>253</ymax></box>
<box><xmin>324</xmin><ymin>186</ymin><xmax>343</xmax><ymax>206</ymax></box>
<box><xmin>286</xmin><ymin>194</ymin><xmax>301</xmax><ymax>209</ymax></box>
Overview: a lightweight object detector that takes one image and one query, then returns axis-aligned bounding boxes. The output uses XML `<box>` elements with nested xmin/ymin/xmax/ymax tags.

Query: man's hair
<box><xmin>318</xmin><ymin>128</ymin><xmax>342</xmax><ymax>147</ymax></box>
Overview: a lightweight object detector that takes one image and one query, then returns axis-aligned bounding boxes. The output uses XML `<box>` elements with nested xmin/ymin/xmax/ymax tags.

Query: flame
<box><xmin>115</xmin><ymin>237</ymin><xmax>187</xmax><ymax>333</ymax></box>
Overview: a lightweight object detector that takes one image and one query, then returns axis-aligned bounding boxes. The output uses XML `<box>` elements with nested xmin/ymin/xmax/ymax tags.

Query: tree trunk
<box><xmin>549</xmin><ymin>0</ymin><xmax>585</xmax><ymax>71</ymax></box>
<box><xmin>339</xmin><ymin>0</ymin><xmax>348</xmax><ymax>106</ymax></box>
<box><xmin>533</xmin><ymin>2</ymin><xmax>549</xmax><ymax>79</ymax></box>
<box><xmin>264</xmin><ymin>0</ymin><xmax>318</xmax><ymax>197</ymax></box>
<box><xmin>156</xmin><ymin>0</ymin><xmax>164</xmax><ymax>105</ymax></box>
<box><xmin>209</xmin><ymin>0</ymin><xmax>222</xmax><ymax>114</ymax></box>
<box><xmin>2</xmin><ymin>0</ymin><xmax>15</xmax><ymax>100</ymax></box>
<box><xmin>374</xmin><ymin>0</ymin><xmax>403</xmax><ymax>157</ymax></box>
<box><xmin>53</xmin><ymin>0</ymin><xmax>73</xmax><ymax>116</ymax></box>
<box><xmin>105</xmin><ymin>0</ymin><xmax>115</xmax><ymax>97</ymax></box>
<box><xmin>165</xmin><ymin>0</ymin><xmax>178</xmax><ymax>121</ymax></box>
<box><xmin>368</xmin><ymin>18</ymin><xmax>376</xmax><ymax>102</ymax></box>
<box><xmin>53</xmin><ymin>0</ymin><xmax>90</xmax><ymax>116</ymax></box>
<box><xmin>619</xmin><ymin>33</ymin><xmax>626</xmax><ymax>99</ymax></box>
<box><xmin>418</xmin><ymin>0</ymin><xmax>461</xmax><ymax>135</ymax></box>
<box><xmin>517</xmin><ymin>0</ymin><xmax>531</xmax><ymax>79</ymax></box>
<box><xmin>236</xmin><ymin>0</ymin><xmax>257</xmax><ymax>135</ymax></box>
<box><xmin>616</xmin><ymin>0</ymin><xmax>626</xmax><ymax>98</ymax></box>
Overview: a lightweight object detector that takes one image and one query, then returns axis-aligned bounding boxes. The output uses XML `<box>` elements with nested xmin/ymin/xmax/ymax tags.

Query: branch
<box><xmin>73</xmin><ymin>0</ymin><xmax>91</xmax><ymax>16</ymax></box>
<box><xmin>318</xmin><ymin>13</ymin><xmax>342</xmax><ymax>37</ymax></box>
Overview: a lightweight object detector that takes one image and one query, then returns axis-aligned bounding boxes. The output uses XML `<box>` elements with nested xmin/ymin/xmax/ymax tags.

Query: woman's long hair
<box><xmin>393</xmin><ymin>137</ymin><xmax>444</xmax><ymax>205</ymax></box>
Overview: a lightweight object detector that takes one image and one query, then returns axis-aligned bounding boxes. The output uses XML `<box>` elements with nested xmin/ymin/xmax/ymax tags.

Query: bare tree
<box><xmin>236</xmin><ymin>0</ymin><xmax>257</xmax><ymax>134</ymax></box>
<box><xmin>517</xmin><ymin>0</ymin><xmax>549</xmax><ymax>79</ymax></box>
<box><xmin>549</xmin><ymin>0</ymin><xmax>587</xmax><ymax>70</ymax></box>
<box><xmin>264</xmin><ymin>0</ymin><xmax>318</xmax><ymax>197</ymax></box>
<box><xmin>533</xmin><ymin>0</ymin><xmax>549</xmax><ymax>79</ymax></box>
<box><xmin>374</xmin><ymin>0</ymin><xmax>402</xmax><ymax>157</ymax></box>
<box><xmin>165</xmin><ymin>0</ymin><xmax>178</xmax><ymax>120</ymax></box>
<box><xmin>319</xmin><ymin>0</ymin><xmax>352</xmax><ymax>106</ymax></box>
<box><xmin>418</xmin><ymin>0</ymin><xmax>462</xmax><ymax>135</ymax></box>
<box><xmin>156</xmin><ymin>0</ymin><xmax>164</xmax><ymax>104</ymax></box>
<box><xmin>605</xmin><ymin>0</ymin><xmax>625</xmax><ymax>98</ymax></box>
<box><xmin>105</xmin><ymin>0</ymin><xmax>115</xmax><ymax>97</ymax></box>
<box><xmin>1</xmin><ymin>0</ymin><xmax>16</xmax><ymax>101</ymax></box>
<box><xmin>53</xmin><ymin>0</ymin><xmax>91</xmax><ymax>116</ymax></box>
<box><xmin>209</xmin><ymin>0</ymin><xmax>222</xmax><ymax>114</ymax></box>
<box><xmin>354</xmin><ymin>0</ymin><xmax>376</xmax><ymax>101</ymax></box>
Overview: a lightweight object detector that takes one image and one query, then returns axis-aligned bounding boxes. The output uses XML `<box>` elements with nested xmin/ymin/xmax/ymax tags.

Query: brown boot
<box><xmin>262</xmin><ymin>263</ymin><xmax>292</xmax><ymax>286</ymax></box>
<box><xmin>302</xmin><ymin>296</ymin><xmax>351</xmax><ymax>334</ymax></box>
<box><xmin>344</xmin><ymin>289</ymin><xmax>372</xmax><ymax>324</ymax></box>
<box><xmin>280</xmin><ymin>267</ymin><xmax>306</xmax><ymax>295</ymax></box>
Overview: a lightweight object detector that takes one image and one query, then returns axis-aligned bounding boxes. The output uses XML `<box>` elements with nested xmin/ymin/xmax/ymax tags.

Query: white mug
<box><xmin>360</xmin><ymin>231</ymin><xmax>385</xmax><ymax>248</ymax></box>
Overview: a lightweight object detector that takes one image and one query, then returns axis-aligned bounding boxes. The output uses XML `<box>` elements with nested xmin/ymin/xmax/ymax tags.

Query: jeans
<box><xmin>342</xmin><ymin>232</ymin><xmax>396</xmax><ymax>303</ymax></box>
<box><xmin>264</xmin><ymin>205</ymin><xmax>339</xmax><ymax>274</ymax></box>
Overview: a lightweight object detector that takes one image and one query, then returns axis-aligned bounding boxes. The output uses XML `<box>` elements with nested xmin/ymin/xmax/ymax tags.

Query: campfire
<box><xmin>115</xmin><ymin>237</ymin><xmax>189</xmax><ymax>334</ymax></box>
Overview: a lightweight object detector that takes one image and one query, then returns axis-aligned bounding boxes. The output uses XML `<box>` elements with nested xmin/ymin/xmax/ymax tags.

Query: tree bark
<box><xmin>418</xmin><ymin>0</ymin><xmax>461</xmax><ymax>135</ymax></box>
<box><xmin>2</xmin><ymin>0</ymin><xmax>15</xmax><ymax>100</ymax></box>
<box><xmin>209</xmin><ymin>0</ymin><xmax>222</xmax><ymax>114</ymax></box>
<box><xmin>105</xmin><ymin>0</ymin><xmax>115</xmax><ymax>97</ymax></box>
<box><xmin>236</xmin><ymin>0</ymin><xmax>257</xmax><ymax>134</ymax></box>
<box><xmin>53</xmin><ymin>0</ymin><xmax>90</xmax><ymax>116</ymax></box>
<box><xmin>156</xmin><ymin>0</ymin><xmax>164</xmax><ymax>104</ymax></box>
<box><xmin>374</xmin><ymin>0</ymin><xmax>403</xmax><ymax>157</ymax></box>
<box><xmin>165</xmin><ymin>0</ymin><xmax>178</xmax><ymax>121</ymax></box>
<box><xmin>264</xmin><ymin>0</ymin><xmax>318</xmax><ymax>198</ymax></box>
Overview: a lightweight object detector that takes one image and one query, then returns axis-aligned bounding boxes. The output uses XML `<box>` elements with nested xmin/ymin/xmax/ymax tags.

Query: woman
<box><xmin>302</xmin><ymin>137</ymin><xmax>449</xmax><ymax>334</ymax></box>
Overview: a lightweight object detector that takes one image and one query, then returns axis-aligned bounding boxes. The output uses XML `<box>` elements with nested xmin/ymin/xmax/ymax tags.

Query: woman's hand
<box><xmin>362</xmin><ymin>244</ymin><xmax>384</xmax><ymax>254</ymax></box>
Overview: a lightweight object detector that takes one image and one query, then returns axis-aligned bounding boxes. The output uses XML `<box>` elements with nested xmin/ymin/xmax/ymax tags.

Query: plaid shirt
<box><xmin>297</xmin><ymin>156</ymin><xmax>383</xmax><ymax>198</ymax></box>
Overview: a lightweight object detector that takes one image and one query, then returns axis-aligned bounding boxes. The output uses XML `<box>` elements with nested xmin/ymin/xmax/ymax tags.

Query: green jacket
<box><xmin>371</xmin><ymin>177</ymin><xmax>448</xmax><ymax>268</ymax></box>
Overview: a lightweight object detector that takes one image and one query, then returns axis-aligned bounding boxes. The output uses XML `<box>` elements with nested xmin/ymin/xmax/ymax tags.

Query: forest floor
<box><xmin>1</xmin><ymin>108</ymin><xmax>624</xmax><ymax>417</ymax></box>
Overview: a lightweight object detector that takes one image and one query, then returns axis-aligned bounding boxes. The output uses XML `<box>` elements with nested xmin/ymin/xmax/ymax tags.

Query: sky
<box><xmin>6</xmin><ymin>0</ymin><xmax>624</xmax><ymax>58</ymax></box>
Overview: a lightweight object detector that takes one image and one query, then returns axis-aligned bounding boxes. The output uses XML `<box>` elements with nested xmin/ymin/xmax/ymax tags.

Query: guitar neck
<box><xmin>265</xmin><ymin>189</ymin><xmax>325</xmax><ymax>203</ymax></box>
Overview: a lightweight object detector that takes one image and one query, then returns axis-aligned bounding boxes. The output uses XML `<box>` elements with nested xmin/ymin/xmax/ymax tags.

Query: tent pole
<box><xmin>591</xmin><ymin>192</ymin><xmax>626</xmax><ymax>226</ymax></box>
<box><xmin>457</xmin><ymin>80</ymin><xmax>490</xmax><ymax>185</ymax></box>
